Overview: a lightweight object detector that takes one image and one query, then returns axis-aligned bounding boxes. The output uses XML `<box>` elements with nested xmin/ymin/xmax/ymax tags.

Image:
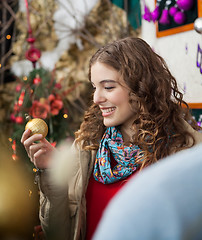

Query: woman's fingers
<box><xmin>21</xmin><ymin>129</ymin><xmax>31</xmax><ymax>143</ymax></box>
<box><xmin>23</xmin><ymin>133</ymin><xmax>43</xmax><ymax>146</ymax></box>
<box><xmin>33</xmin><ymin>149</ymin><xmax>49</xmax><ymax>168</ymax></box>
<box><xmin>21</xmin><ymin>130</ymin><xmax>55</xmax><ymax>169</ymax></box>
<box><xmin>22</xmin><ymin>134</ymin><xmax>43</xmax><ymax>156</ymax></box>
<box><xmin>29</xmin><ymin>142</ymin><xmax>47</xmax><ymax>158</ymax></box>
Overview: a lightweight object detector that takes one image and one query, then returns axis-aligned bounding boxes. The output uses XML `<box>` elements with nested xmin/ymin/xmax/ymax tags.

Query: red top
<box><xmin>85</xmin><ymin>157</ymin><xmax>137</xmax><ymax>239</ymax></box>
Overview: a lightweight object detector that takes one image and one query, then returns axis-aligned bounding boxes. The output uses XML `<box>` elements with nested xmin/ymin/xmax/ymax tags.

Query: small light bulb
<box><xmin>29</xmin><ymin>190</ymin><xmax>32</xmax><ymax>197</ymax></box>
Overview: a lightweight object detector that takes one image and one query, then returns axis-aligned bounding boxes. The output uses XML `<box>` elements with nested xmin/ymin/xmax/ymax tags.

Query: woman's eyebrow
<box><xmin>100</xmin><ymin>79</ymin><xmax>117</xmax><ymax>84</ymax></box>
<box><xmin>90</xmin><ymin>79</ymin><xmax>118</xmax><ymax>85</ymax></box>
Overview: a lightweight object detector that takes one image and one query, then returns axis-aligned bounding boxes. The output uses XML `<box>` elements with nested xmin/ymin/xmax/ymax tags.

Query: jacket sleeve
<box><xmin>36</xmin><ymin>169</ymin><xmax>71</xmax><ymax>240</ymax></box>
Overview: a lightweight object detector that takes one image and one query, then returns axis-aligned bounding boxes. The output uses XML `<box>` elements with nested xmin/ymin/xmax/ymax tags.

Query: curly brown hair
<box><xmin>75</xmin><ymin>37</ymin><xmax>200</xmax><ymax>167</ymax></box>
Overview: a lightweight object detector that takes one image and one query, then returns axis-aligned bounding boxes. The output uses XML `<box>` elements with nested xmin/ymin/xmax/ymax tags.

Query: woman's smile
<box><xmin>100</xmin><ymin>107</ymin><xmax>116</xmax><ymax>117</ymax></box>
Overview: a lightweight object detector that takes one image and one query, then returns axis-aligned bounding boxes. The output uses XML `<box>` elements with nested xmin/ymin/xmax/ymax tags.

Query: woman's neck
<box><xmin>120</xmin><ymin>125</ymin><xmax>134</xmax><ymax>144</ymax></box>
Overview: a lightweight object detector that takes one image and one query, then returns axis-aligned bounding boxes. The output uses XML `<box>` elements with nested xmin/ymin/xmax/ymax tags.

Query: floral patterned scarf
<box><xmin>93</xmin><ymin>127</ymin><xmax>144</xmax><ymax>184</ymax></box>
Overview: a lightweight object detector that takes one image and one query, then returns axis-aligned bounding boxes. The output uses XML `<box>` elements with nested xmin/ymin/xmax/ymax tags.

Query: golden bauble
<box><xmin>25</xmin><ymin>118</ymin><xmax>48</xmax><ymax>138</ymax></box>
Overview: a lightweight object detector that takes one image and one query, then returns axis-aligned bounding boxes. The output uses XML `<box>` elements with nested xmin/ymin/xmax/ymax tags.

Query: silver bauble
<box><xmin>194</xmin><ymin>18</ymin><xmax>202</xmax><ymax>34</ymax></box>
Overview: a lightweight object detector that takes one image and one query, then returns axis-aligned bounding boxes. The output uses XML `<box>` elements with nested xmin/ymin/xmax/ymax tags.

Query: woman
<box><xmin>21</xmin><ymin>37</ymin><xmax>202</xmax><ymax>240</ymax></box>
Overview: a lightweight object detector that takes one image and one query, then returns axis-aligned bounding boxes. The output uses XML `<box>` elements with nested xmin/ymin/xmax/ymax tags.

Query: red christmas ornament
<box><xmin>15</xmin><ymin>84</ymin><xmax>22</xmax><ymax>92</ymax></box>
<box><xmin>24</xmin><ymin>0</ymin><xmax>41</xmax><ymax>68</ymax></box>
<box><xmin>55</xmin><ymin>83</ymin><xmax>62</xmax><ymax>89</ymax></box>
<box><xmin>33</xmin><ymin>76</ymin><xmax>41</xmax><ymax>84</ymax></box>
<box><xmin>15</xmin><ymin>116</ymin><xmax>24</xmax><ymax>124</ymax></box>
<box><xmin>10</xmin><ymin>113</ymin><xmax>16</xmax><ymax>122</ymax></box>
<box><xmin>25</xmin><ymin>47</ymin><xmax>41</xmax><ymax>63</ymax></box>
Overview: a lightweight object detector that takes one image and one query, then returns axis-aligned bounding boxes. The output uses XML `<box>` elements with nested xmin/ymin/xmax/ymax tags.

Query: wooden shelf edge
<box><xmin>183</xmin><ymin>103</ymin><xmax>202</xmax><ymax>109</ymax></box>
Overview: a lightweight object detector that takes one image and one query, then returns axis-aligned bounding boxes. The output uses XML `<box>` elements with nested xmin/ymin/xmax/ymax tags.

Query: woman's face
<box><xmin>91</xmin><ymin>62</ymin><xmax>135</xmax><ymax>129</ymax></box>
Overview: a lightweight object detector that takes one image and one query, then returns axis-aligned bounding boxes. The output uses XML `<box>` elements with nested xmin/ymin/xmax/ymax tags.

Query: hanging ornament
<box><xmin>25</xmin><ymin>115</ymin><xmax>48</xmax><ymax>138</ymax></box>
<box><xmin>151</xmin><ymin>0</ymin><xmax>162</xmax><ymax>22</ymax></box>
<box><xmin>173</xmin><ymin>10</ymin><xmax>186</xmax><ymax>24</ymax></box>
<box><xmin>33</xmin><ymin>74</ymin><xmax>41</xmax><ymax>85</ymax></box>
<box><xmin>159</xmin><ymin>0</ymin><xmax>172</xmax><ymax>25</ymax></box>
<box><xmin>159</xmin><ymin>9</ymin><xmax>170</xmax><ymax>25</ymax></box>
<box><xmin>194</xmin><ymin>18</ymin><xmax>202</xmax><ymax>34</ymax></box>
<box><xmin>151</xmin><ymin>5</ymin><xmax>160</xmax><ymax>22</ymax></box>
<box><xmin>15</xmin><ymin>116</ymin><xmax>24</xmax><ymax>124</ymax></box>
<box><xmin>176</xmin><ymin>0</ymin><xmax>194</xmax><ymax>11</ymax></box>
<box><xmin>169</xmin><ymin>4</ymin><xmax>179</xmax><ymax>16</ymax></box>
<box><xmin>15</xmin><ymin>84</ymin><xmax>22</xmax><ymax>92</ymax></box>
<box><xmin>10</xmin><ymin>113</ymin><xmax>16</xmax><ymax>122</ymax></box>
<box><xmin>24</xmin><ymin>0</ymin><xmax>41</xmax><ymax>68</ymax></box>
<box><xmin>143</xmin><ymin>4</ymin><xmax>152</xmax><ymax>22</ymax></box>
<box><xmin>25</xmin><ymin>42</ymin><xmax>41</xmax><ymax>65</ymax></box>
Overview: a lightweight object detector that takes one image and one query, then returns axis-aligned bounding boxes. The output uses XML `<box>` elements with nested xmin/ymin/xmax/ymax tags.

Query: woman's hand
<box><xmin>21</xmin><ymin>129</ymin><xmax>55</xmax><ymax>169</ymax></box>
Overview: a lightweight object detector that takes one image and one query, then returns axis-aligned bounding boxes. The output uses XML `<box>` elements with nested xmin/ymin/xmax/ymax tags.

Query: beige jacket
<box><xmin>37</xmin><ymin>148</ymin><xmax>96</xmax><ymax>240</ymax></box>
<box><xmin>36</xmin><ymin>123</ymin><xmax>202</xmax><ymax>240</ymax></box>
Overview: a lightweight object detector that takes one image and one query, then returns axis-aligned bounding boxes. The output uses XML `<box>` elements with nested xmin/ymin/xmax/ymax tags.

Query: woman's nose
<box><xmin>93</xmin><ymin>89</ymin><xmax>106</xmax><ymax>104</ymax></box>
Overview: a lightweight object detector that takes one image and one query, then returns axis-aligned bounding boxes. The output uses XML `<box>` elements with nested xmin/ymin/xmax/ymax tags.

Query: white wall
<box><xmin>140</xmin><ymin>1</ymin><xmax>202</xmax><ymax>103</ymax></box>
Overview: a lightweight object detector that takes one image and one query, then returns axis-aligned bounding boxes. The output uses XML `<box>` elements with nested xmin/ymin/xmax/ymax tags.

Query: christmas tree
<box><xmin>9</xmin><ymin>67</ymin><xmax>76</xmax><ymax>170</ymax></box>
<box><xmin>8</xmin><ymin>0</ymin><xmax>80</xmax><ymax>170</ymax></box>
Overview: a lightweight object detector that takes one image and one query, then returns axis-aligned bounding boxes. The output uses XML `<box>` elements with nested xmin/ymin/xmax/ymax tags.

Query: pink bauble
<box><xmin>169</xmin><ymin>6</ymin><xmax>178</xmax><ymax>16</ymax></box>
<box><xmin>177</xmin><ymin>0</ymin><xmax>194</xmax><ymax>11</ymax></box>
<box><xmin>143</xmin><ymin>5</ymin><xmax>152</xmax><ymax>22</ymax></box>
<box><xmin>151</xmin><ymin>6</ymin><xmax>160</xmax><ymax>22</ymax></box>
<box><xmin>159</xmin><ymin>9</ymin><xmax>170</xmax><ymax>25</ymax></box>
<box><xmin>174</xmin><ymin>11</ymin><xmax>186</xmax><ymax>24</ymax></box>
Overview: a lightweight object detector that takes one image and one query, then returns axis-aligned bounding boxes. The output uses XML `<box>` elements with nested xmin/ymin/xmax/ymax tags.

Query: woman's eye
<box><xmin>105</xmin><ymin>87</ymin><xmax>114</xmax><ymax>90</ymax></box>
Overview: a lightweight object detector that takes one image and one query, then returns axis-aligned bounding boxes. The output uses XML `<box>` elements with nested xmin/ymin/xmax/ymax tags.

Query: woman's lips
<box><xmin>100</xmin><ymin>107</ymin><xmax>116</xmax><ymax>117</ymax></box>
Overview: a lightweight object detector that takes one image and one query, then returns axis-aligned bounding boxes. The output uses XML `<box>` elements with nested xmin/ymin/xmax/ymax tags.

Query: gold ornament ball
<box><xmin>25</xmin><ymin>118</ymin><xmax>48</xmax><ymax>138</ymax></box>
